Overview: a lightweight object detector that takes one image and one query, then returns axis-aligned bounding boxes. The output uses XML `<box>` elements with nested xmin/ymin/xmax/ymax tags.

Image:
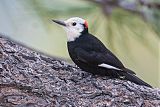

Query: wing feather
<box><xmin>74</xmin><ymin>47</ymin><xmax>124</xmax><ymax>69</ymax></box>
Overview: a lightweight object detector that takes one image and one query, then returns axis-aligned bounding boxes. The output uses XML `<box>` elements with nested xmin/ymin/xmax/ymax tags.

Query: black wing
<box><xmin>73</xmin><ymin>33</ymin><xmax>125</xmax><ymax>69</ymax></box>
<box><xmin>74</xmin><ymin>47</ymin><xmax>125</xmax><ymax>69</ymax></box>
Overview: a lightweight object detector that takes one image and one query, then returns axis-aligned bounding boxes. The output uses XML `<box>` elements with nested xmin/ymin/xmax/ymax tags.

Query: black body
<box><xmin>67</xmin><ymin>32</ymin><xmax>152</xmax><ymax>88</ymax></box>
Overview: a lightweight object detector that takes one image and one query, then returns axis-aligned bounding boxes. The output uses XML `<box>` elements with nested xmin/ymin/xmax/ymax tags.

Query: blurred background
<box><xmin>0</xmin><ymin>0</ymin><xmax>159</xmax><ymax>87</ymax></box>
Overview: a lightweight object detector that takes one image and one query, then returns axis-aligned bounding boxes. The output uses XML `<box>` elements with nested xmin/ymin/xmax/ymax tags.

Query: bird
<box><xmin>52</xmin><ymin>17</ymin><xmax>152</xmax><ymax>88</ymax></box>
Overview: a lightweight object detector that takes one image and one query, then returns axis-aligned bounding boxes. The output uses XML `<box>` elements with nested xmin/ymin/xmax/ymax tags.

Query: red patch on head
<box><xmin>84</xmin><ymin>20</ymin><xmax>88</xmax><ymax>28</ymax></box>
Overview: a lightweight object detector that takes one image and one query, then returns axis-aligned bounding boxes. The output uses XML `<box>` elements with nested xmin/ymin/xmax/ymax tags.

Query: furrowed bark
<box><xmin>0</xmin><ymin>35</ymin><xmax>160</xmax><ymax>107</ymax></box>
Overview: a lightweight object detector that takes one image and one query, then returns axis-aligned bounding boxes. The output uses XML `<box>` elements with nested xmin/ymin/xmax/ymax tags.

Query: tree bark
<box><xmin>0</xmin><ymin>35</ymin><xmax>160</xmax><ymax>107</ymax></box>
<box><xmin>87</xmin><ymin>0</ymin><xmax>160</xmax><ymax>16</ymax></box>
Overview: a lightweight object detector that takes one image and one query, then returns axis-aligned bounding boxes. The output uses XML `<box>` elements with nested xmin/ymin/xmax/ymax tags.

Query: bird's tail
<box><xmin>120</xmin><ymin>69</ymin><xmax>152</xmax><ymax>88</ymax></box>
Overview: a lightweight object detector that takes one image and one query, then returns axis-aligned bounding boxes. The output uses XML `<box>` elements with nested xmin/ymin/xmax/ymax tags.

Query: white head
<box><xmin>52</xmin><ymin>17</ymin><xmax>88</xmax><ymax>42</ymax></box>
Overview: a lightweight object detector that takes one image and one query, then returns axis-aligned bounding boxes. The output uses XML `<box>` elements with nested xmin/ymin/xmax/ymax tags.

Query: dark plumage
<box><xmin>67</xmin><ymin>33</ymin><xmax>152</xmax><ymax>88</ymax></box>
<box><xmin>53</xmin><ymin>17</ymin><xmax>152</xmax><ymax>88</ymax></box>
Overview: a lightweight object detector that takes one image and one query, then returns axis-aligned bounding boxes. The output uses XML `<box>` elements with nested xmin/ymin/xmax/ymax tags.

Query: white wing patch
<box><xmin>98</xmin><ymin>63</ymin><xmax>122</xmax><ymax>71</ymax></box>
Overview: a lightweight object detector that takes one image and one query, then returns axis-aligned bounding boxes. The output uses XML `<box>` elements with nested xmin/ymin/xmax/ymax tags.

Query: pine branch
<box><xmin>86</xmin><ymin>0</ymin><xmax>160</xmax><ymax>16</ymax></box>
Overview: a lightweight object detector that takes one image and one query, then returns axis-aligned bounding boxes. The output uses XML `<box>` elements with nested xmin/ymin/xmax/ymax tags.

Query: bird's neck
<box><xmin>66</xmin><ymin>30</ymin><xmax>81</xmax><ymax>42</ymax></box>
<box><xmin>81</xmin><ymin>28</ymin><xmax>88</xmax><ymax>35</ymax></box>
<box><xmin>66</xmin><ymin>29</ymin><xmax>88</xmax><ymax>42</ymax></box>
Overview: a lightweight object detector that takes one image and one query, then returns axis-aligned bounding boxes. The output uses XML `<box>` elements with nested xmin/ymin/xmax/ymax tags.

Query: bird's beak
<box><xmin>52</xmin><ymin>19</ymin><xmax>66</xmax><ymax>27</ymax></box>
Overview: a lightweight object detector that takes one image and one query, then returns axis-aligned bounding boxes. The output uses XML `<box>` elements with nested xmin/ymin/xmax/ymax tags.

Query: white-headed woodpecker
<box><xmin>52</xmin><ymin>17</ymin><xmax>152</xmax><ymax>88</ymax></box>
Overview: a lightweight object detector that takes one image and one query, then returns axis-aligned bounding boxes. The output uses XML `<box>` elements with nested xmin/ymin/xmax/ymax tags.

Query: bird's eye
<box><xmin>72</xmin><ymin>22</ymin><xmax>77</xmax><ymax>26</ymax></box>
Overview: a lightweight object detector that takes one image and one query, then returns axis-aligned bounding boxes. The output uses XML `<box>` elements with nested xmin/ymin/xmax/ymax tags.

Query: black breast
<box><xmin>67</xmin><ymin>34</ymin><xmax>103</xmax><ymax>74</ymax></box>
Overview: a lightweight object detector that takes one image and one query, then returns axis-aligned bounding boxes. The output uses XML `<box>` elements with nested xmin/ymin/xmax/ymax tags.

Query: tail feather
<box><xmin>121</xmin><ymin>69</ymin><xmax>152</xmax><ymax>88</ymax></box>
<box><xmin>122</xmin><ymin>68</ymin><xmax>136</xmax><ymax>74</ymax></box>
